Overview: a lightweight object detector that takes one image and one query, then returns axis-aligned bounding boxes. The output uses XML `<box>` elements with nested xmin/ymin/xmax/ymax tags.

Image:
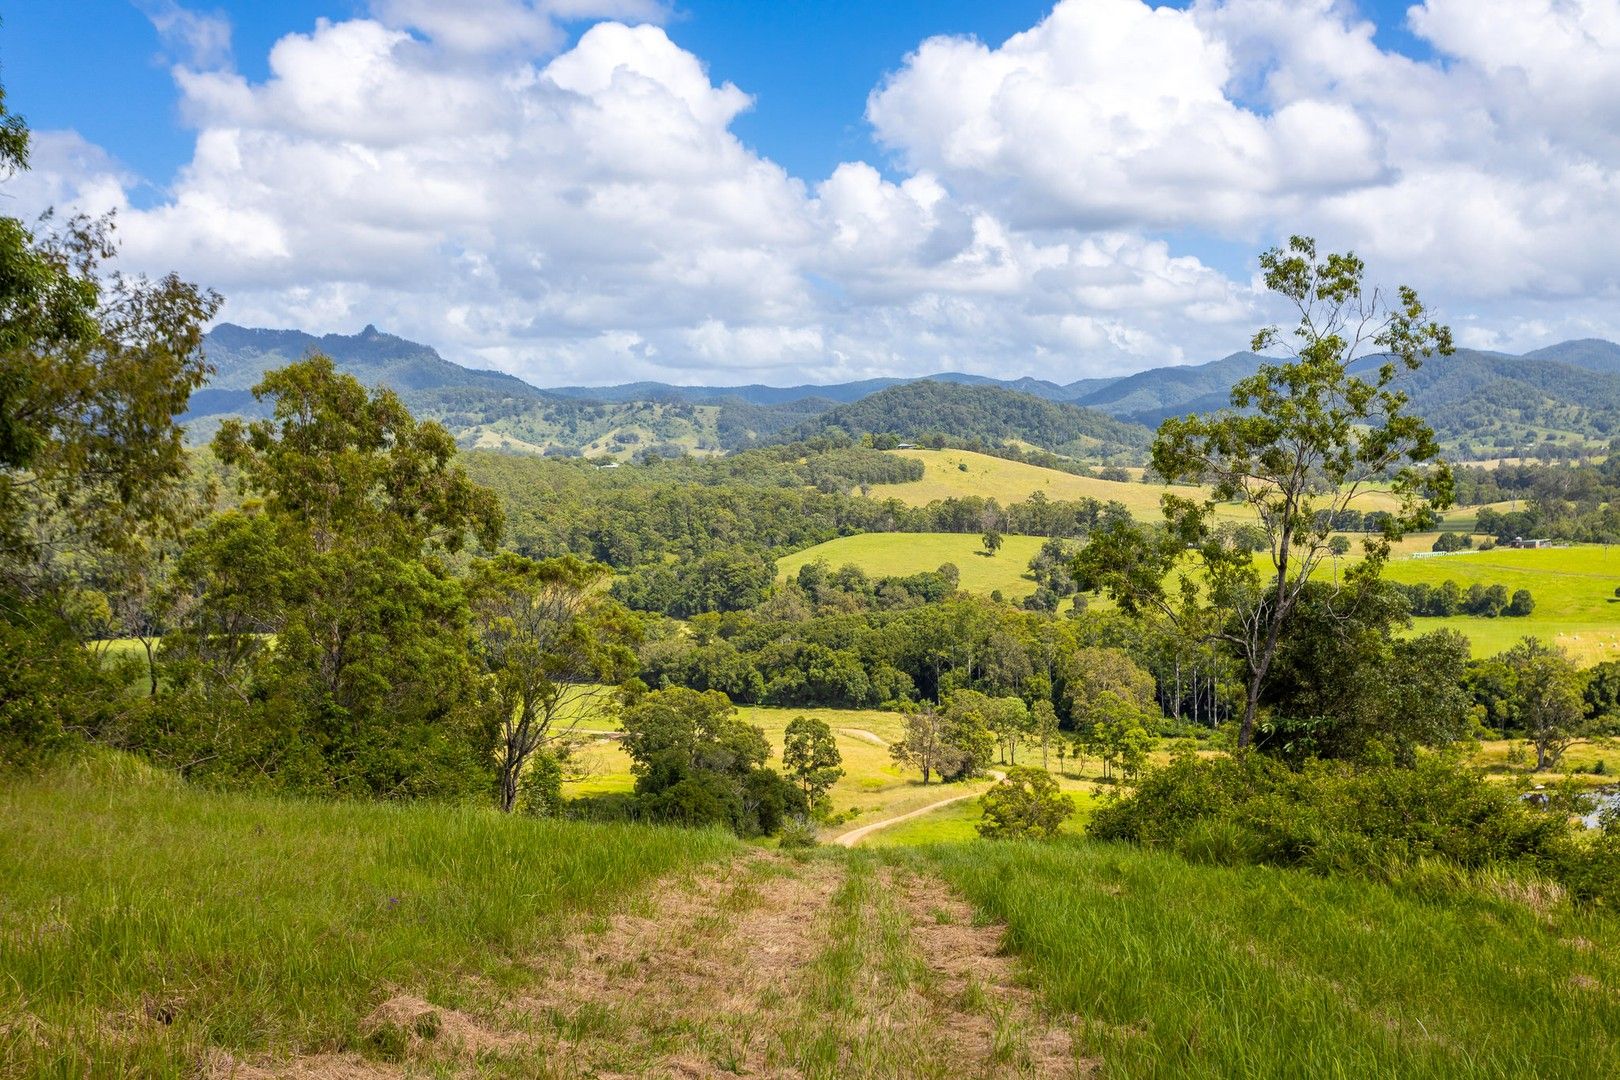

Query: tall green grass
<box><xmin>909</xmin><ymin>838</ymin><xmax>1620</xmax><ymax>1078</ymax></box>
<box><xmin>0</xmin><ymin>751</ymin><xmax>736</xmax><ymax>1076</ymax></box>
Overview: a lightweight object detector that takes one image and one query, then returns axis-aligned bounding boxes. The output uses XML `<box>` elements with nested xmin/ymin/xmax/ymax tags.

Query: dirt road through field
<box><xmin>226</xmin><ymin>852</ymin><xmax>1088</xmax><ymax>1078</ymax></box>
<box><xmin>834</xmin><ymin>770</ymin><xmax>1006</xmax><ymax>848</ymax></box>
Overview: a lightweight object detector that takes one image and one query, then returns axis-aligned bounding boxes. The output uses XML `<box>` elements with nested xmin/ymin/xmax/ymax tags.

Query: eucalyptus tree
<box><xmin>468</xmin><ymin>553</ymin><xmax>639</xmax><ymax>812</ymax></box>
<box><xmin>1075</xmin><ymin>236</ymin><xmax>1454</xmax><ymax>748</ymax></box>
<box><xmin>1</xmin><ymin>78</ymin><xmax>219</xmax><ymax>757</ymax></box>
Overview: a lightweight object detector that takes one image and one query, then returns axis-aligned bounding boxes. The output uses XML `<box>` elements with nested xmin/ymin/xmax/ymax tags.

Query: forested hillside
<box><xmin>1070</xmin><ymin>351</ymin><xmax>1265</xmax><ymax>418</ymax></box>
<box><xmin>190</xmin><ymin>323</ymin><xmax>827</xmax><ymax>458</ymax></box>
<box><xmin>193</xmin><ymin>319</ymin><xmax>1620</xmax><ymax>464</ymax></box>
<box><xmin>780</xmin><ymin>381</ymin><xmax>1151</xmax><ymax>461</ymax></box>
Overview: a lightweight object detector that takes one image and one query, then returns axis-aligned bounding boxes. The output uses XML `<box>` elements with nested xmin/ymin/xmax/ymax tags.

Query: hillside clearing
<box><xmin>777</xmin><ymin>533</ymin><xmax>1048</xmax><ymax>599</ymax></box>
<box><xmin>869</xmin><ymin>449</ymin><xmax>1409</xmax><ymax>519</ymax></box>
<box><xmin>1379</xmin><ymin>544</ymin><xmax>1620</xmax><ymax>663</ymax></box>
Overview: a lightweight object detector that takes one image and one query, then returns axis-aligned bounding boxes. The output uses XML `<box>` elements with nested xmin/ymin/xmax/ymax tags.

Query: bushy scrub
<box><xmin>977</xmin><ymin>766</ymin><xmax>1074</xmax><ymax>839</ymax></box>
<box><xmin>1089</xmin><ymin>751</ymin><xmax>1619</xmax><ymax>905</ymax></box>
<box><xmin>620</xmin><ymin>686</ymin><xmax>807</xmax><ymax>837</ymax></box>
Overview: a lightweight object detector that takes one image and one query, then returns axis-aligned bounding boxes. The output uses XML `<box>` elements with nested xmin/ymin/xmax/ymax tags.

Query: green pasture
<box><xmin>776</xmin><ymin>531</ymin><xmax>1048</xmax><ymax>599</ymax></box>
<box><xmin>870</xmin><ymin>448</ymin><xmax>1408</xmax><ymax>520</ymax></box>
<box><xmin>775</xmin><ymin>529</ymin><xmax>1620</xmax><ymax>664</ymax></box>
<box><xmin>1379</xmin><ymin>544</ymin><xmax>1620</xmax><ymax>664</ymax></box>
<box><xmin>872</xmin><ymin>449</ymin><xmax>1196</xmax><ymax>514</ymax></box>
<box><xmin>904</xmin><ymin>837</ymin><xmax>1620</xmax><ymax>1078</ymax></box>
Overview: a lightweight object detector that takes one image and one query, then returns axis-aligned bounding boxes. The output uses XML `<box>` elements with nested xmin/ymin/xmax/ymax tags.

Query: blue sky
<box><xmin>4</xmin><ymin>0</ymin><xmax>1427</xmax><ymax>193</ymax></box>
<box><xmin>4</xmin><ymin>1</ymin><xmax>1617</xmax><ymax>386</ymax></box>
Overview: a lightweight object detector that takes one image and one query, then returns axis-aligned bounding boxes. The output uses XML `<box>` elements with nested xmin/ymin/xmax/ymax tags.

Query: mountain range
<box><xmin>191</xmin><ymin>323</ymin><xmax>1620</xmax><ymax>462</ymax></box>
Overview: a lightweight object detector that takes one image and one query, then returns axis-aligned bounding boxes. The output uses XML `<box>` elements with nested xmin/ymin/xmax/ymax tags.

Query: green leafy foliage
<box><xmin>781</xmin><ymin>715</ymin><xmax>843</xmax><ymax>807</ymax></box>
<box><xmin>1468</xmin><ymin>637</ymin><xmax>1595</xmax><ymax>770</ymax></box>
<box><xmin>150</xmin><ymin>359</ymin><xmax>506</xmax><ymax>799</ymax></box>
<box><xmin>1089</xmin><ymin>751</ymin><xmax>1618</xmax><ymax>905</ymax></box>
<box><xmin>977</xmin><ymin>765</ymin><xmax>1074</xmax><ymax>839</ymax></box>
<box><xmin>620</xmin><ymin>687</ymin><xmax>806</xmax><ymax>836</ymax></box>
<box><xmin>889</xmin><ymin>696</ymin><xmax>995</xmax><ymax>784</ymax></box>
<box><xmin>1257</xmin><ymin>580</ymin><xmax>1474</xmax><ymax>763</ymax></box>
<box><xmin>0</xmin><ymin>84</ymin><xmax>219</xmax><ymax>760</ymax></box>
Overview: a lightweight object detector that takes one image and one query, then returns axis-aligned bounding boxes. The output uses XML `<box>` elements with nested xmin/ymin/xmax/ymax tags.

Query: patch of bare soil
<box><xmin>514</xmin><ymin>853</ymin><xmax>843</xmax><ymax>1076</ymax></box>
<box><xmin>210</xmin><ymin>854</ymin><xmax>1092</xmax><ymax>1078</ymax></box>
<box><xmin>881</xmin><ymin>868</ymin><xmax>1091</xmax><ymax>1079</ymax></box>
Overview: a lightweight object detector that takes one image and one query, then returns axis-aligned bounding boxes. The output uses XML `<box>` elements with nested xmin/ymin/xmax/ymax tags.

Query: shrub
<box><xmin>777</xmin><ymin>814</ymin><xmax>819</xmax><ymax>849</ymax></box>
<box><xmin>516</xmin><ymin>750</ymin><xmax>564</xmax><ymax>817</ymax></box>
<box><xmin>978</xmin><ymin>766</ymin><xmax>1074</xmax><ymax>840</ymax></box>
<box><xmin>1089</xmin><ymin>751</ymin><xmax>1618</xmax><ymax>905</ymax></box>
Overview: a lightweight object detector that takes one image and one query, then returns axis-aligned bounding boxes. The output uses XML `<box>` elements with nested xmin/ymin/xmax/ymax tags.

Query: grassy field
<box><xmin>564</xmin><ymin>705</ymin><xmax>1016</xmax><ymax>842</ymax></box>
<box><xmin>869</xmin><ymin>448</ymin><xmax>1409</xmax><ymax>519</ymax></box>
<box><xmin>904</xmin><ymin>836</ymin><xmax>1620</xmax><ymax>1078</ymax></box>
<box><xmin>776</xmin><ymin>531</ymin><xmax>1048</xmax><ymax>599</ymax></box>
<box><xmin>0</xmin><ymin>751</ymin><xmax>736</xmax><ymax>1076</ymax></box>
<box><xmin>7</xmin><ymin>749</ymin><xmax>1618</xmax><ymax>1076</ymax></box>
<box><xmin>1379</xmin><ymin>544</ymin><xmax>1620</xmax><ymax>663</ymax></box>
<box><xmin>777</xmin><ymin>527</ymin><xmax>1620</xmax><ymax>663</ymax></box>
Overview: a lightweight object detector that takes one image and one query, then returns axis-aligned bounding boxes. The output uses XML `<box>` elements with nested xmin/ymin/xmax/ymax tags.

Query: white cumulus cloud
<box><xmin>13</xmin><ymin>0</ymin><xmax>1620</xmax><ymax>384</ymax></box>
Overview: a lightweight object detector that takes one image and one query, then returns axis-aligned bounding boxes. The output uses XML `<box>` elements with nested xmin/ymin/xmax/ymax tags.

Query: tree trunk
<box><xmin>1239</xmin><ymin>676</ymin><xmax>1263</xmax><ymax>750</ymax></box>
<box><xmin>500</xmin><ymin>757</ymin><xmax>519</xmax><ymax>812</ymax></box>
<box><xmin>141</xmin><ymin>637</ymin><xmax>158</xmax><ymax>698</ymax></box>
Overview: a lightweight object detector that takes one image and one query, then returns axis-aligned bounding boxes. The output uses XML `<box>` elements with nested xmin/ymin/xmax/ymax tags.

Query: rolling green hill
<box><xmin>782</xmin><ymin>381</ymin><xmax>1151</xmax><ymax>462</ymax></box>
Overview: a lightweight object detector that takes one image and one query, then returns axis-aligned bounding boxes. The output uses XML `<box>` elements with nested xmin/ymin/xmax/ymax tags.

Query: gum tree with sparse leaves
<box><xmin>1075</xmin><ymin>236</ymin><xmax>1454</xmax><ymax>749</ymax></box>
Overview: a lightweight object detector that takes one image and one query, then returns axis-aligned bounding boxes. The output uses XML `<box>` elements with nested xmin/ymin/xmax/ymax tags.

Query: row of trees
<box><xmin>1393</xmin><ymin>580</ymin><xmax>1535</xmax><ymax>618</ymax></box>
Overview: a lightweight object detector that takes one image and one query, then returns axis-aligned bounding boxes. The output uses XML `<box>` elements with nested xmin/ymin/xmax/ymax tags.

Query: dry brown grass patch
<box><xmin>888</xmin><ymin>868</ymin><xmax>1091</xmax><ymax>1078</ymax></box>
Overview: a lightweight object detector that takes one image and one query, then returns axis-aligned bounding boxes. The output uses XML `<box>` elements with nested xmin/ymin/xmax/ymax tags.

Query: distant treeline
<box><xmin>1448</xmin><ymin>451</ymin><xmax>1620</xmax><ymax>544</ymax></box>
<box><xmin>1392</xmin><ymin>580</ymin><xmax>1535</xmax><ymax>618</ymax></box>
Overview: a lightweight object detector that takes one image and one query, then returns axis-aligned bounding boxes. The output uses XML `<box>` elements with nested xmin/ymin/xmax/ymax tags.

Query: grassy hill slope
<box><xmin>869</xmin><ymin>448</ymin><xmax>1413</xmax><ymax>519</ymax></box>
<box><xmin>7</xmin><ymin>754</ymin><xmax>1616</xmax><ymax>1077</ymax></box>
<box><xmin>911</xmin><ymin>837</ymin><xmax>1620</xmax><ymax>1079</ymax></box>
<box><xmin>0</xmin><ymin>754</ymin><xmax>735</xmax><ymax>1074</ymax></box>
<box><xmin>777</xmin><ymin>532</ymin><xmax>1049</xmax><ymax>599</ymax></box>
